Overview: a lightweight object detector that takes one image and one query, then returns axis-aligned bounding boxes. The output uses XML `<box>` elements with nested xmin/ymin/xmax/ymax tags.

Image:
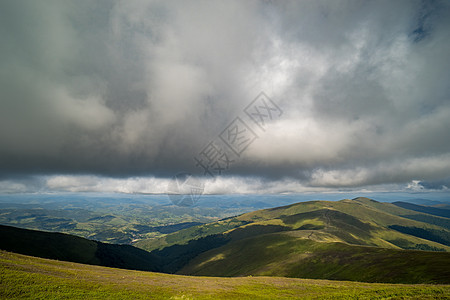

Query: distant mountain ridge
<box><xmin>393</xmin><ymin>201</ymin><xmax>450</xmax><ymax>218</ymax></box>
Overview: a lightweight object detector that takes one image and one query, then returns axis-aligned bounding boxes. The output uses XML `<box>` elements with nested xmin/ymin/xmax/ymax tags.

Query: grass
<box><xmin>1</xmin><ymin>250</ymin><xmax>449</xmax><ymax>299</ymax></box>
<box><xmin>180</xmin><ymin>232</ymin><xmax>450</xmax><ymax>284</ymax></box>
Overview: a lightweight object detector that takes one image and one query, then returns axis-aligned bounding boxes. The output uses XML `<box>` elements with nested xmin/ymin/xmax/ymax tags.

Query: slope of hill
<box><xmin>134</xmin><ymin>197</ymin><xmax>450</xmax><ymax>282</ymax></box>
<box><xmin>393</xmin><ymin>201</ymin><xmax>450</xmax><ymax>218</ymax></box>
<box><xmin>2</xmin><ymin>250</ymin><xmax>449</xmax><ymax>300</ymax></box>
<box><xmin>180</xmin><ymin>233</ymin><xmax>450</xmax><ymax>284</ymax></box>
<box><xmin>0</xmin><ymin>224</ymin><xmax>158</xmax><ymax>272</ymax></box>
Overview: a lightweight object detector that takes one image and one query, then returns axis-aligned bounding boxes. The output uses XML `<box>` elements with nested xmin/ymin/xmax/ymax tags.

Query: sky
<box><xmin>0</xmin><ymin>0</ymin><xmax>449</xmax><ymax>195</ymax></box>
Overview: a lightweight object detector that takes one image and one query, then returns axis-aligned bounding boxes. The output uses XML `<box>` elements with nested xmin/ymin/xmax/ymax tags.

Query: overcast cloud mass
<box><xmin>0</xmin><ymin>0</ymin><xmax>449</xmax><ymax>194</ymax></box>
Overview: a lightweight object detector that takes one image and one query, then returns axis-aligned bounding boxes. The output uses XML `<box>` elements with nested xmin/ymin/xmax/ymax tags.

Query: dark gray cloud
<box><xmin>419</xmin><ymin>177</ymin><xmax>450</xmax><ymax>190</ymax></box>
<box><xmin>0</xmin><ymin>0</ymin><xmax>449</xmax><ymax>192</ymax></box>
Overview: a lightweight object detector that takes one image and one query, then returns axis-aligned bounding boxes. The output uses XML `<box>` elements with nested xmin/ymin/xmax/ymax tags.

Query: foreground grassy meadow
<box><xmin>1</xmin><ymin>251</ymin><xmax>449</xmax><ymax>299</ymax></box>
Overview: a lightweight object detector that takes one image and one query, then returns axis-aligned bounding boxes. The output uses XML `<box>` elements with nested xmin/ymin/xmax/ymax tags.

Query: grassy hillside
<box><xmin>133</xmin><ymin>198</ymin><xmax>450</xmax><ymax>282</ymax></box>
<box><xmin>1</xmin><ymin>250</ymin><xmax>449</xmax><ymax>300</ymax></box>
<box><xmin>350</xmin><ymin>198</ymin><xmax>450</xmax><ymax>229</ymax></box>
<box><xmin>180</xmin><ymin>232</ymin><xmax>450</xmax><ymax>284</ymax></box>
<box><xmin>0</xmin><ymin>224</ymin><xmax>158</xmax><ymax>272</ymax></box>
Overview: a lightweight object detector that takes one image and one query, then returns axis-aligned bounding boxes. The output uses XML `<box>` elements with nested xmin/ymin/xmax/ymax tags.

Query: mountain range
<box><xmin>135</xmin><ymin>197</ymin><xmax>450</xmax><ymax>283</ymax></box>
<box><xmin>1</xmin><ymin>197</ymin><xmax>449</xmax><ymax>284</ymax></box>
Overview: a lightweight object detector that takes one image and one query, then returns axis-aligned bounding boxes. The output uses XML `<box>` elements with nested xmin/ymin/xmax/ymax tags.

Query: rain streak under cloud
<box><xmin>0</xmin><ymin>0</ymin><xmax>450</xmax><ymax>194</ymax></box>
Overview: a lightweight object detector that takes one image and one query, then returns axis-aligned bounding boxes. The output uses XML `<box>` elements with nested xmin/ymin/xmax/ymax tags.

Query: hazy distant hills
<box><xmin>0</xmin><ymin>193</ymin><xmax>286</xmax><ymax>244</ymax></box>
<box><xmin>135</xmin><ymin>197</ymin><xmax>450</xmax><ymax>283</ymax></box>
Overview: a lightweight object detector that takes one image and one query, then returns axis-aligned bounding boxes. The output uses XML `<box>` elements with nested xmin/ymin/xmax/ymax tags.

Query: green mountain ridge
<box><xmin>136</xmin><ymin>197</ymin><xmax>450</xmax><ymax>252</ymax></box>
<box><xmin>134</xmin><ymin>197</ymin><xmax>450</xmax><ymax>283</ymax></box>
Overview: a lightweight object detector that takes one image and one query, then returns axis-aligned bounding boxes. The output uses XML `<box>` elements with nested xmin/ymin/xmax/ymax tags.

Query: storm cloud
<box><xmin>1</xmin><ymin>0</ymin><xmax>449</xmax><ymax>192</ymax></box>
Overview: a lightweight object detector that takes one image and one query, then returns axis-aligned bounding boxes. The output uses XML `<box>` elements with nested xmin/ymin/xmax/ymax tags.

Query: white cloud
<box><xmin>45</xmin><ymin>175</ymin><xmax>170</xmax><ymax>194</ymax></box>
<box><xmin>0</xmin><ymin>180</ymin><xmax>29</xmax><ymax>193</ymax></box>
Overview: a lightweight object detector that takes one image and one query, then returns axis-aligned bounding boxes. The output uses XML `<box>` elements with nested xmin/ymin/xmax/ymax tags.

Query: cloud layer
<box><xmin>1</xmin><ymin>0</ymin><xmax>449</xmax><ymax>191</ymax></box>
